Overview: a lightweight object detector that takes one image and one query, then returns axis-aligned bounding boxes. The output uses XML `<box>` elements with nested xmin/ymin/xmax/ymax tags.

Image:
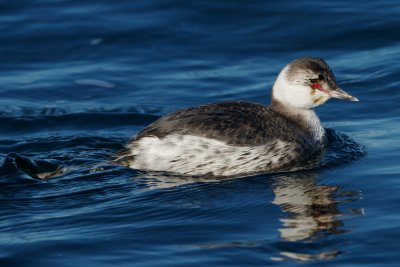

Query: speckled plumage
<box><xmin>115</xmin><ymin>57</ymin><xmax>358</xmax><ymax>176</ymax></box>
<box><xmin>115</xmin><ymin>101</ymin><xmax>323</xmax><ymax>176</ymax></box>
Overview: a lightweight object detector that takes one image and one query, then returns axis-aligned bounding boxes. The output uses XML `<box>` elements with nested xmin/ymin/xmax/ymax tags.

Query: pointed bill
<box><xmin>330</xmin><ymin>87</ymin><xmax>359</xmax><ymax>101</ymax></box>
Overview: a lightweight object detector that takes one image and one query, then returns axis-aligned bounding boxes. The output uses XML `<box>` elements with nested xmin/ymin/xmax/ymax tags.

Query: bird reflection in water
<box><xmin>139</xmin><ymin>172</ymin><xmax>363</xmax><ymax>261</ymax></box>
<box><xmin>11</xmin><ymin>150</ymin><xmax>364</xmax><ymax>263</ymax></box>
<box><xmin>132</xmin><ymin>170</ymin><xmax>364</xmax><ymax>262</ymax></box>
<box><xmin>271</xmin><ymin>172</ymin><xmax>363</xmax><ymax>261</ymax></box>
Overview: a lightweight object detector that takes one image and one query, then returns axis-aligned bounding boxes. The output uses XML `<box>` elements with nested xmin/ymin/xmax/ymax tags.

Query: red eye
<box><xmin>311</xmin><ymin>83</ymin><xmax>321</xmax><ymax>89</ymax></box>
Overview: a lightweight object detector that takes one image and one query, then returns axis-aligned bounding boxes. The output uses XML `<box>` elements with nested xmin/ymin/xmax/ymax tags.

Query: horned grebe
<box><xmin>115</xmin><ymin>57</ymin><xmax>358</xmax><ymax>176</ymax></box>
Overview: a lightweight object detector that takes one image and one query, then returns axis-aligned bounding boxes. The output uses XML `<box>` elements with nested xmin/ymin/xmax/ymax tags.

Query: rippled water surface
<box><xmin>1</xmin><ymin>1</ymin><xmax>400</xmax><ymax>266</ymax></box>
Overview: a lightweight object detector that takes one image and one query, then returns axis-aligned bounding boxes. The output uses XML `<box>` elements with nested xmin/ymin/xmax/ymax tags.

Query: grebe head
<box><xmin>272</xmin><ymin>57</ymin><xmax>358</xmax><ymax>109</ymax></box>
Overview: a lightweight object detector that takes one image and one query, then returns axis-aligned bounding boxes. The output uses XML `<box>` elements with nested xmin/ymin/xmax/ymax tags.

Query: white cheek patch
<box><xmin>273</xmin><ymin>69</ymin><xmax>316</xmax><ymax>109</ymax></box>
<box><xmin>123</xmin><ymin>134</ymin><xmax>300</xmax><ymax>177</ymax></box>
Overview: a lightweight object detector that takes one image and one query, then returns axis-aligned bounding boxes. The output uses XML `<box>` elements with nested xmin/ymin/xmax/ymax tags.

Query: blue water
<box><xmin>1</xmin><ymin>1</ymin><xmax>400</xmax><ymax>266</ymax></box>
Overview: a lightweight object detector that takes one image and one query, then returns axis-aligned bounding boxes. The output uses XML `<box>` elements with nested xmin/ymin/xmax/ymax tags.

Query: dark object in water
<box><xmin>0</xmin><ymin>153</ymin><xmax>62</xmax><ymax>179</ymax></box>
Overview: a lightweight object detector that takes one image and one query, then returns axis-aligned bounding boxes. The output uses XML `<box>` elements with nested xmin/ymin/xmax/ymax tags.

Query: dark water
<box><xmin>1</xmin><ymin>1</ymin><xmax>400</xmax><ymax>266</ymax></box>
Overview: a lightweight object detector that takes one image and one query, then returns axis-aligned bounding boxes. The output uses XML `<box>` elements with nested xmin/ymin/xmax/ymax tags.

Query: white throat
<box><xmin>272</xmin><ymin>66</ymin><xmax>330</xmax><ymax>109</ymax></box>
<box><xmin>271</xmin><ymin>66</ymin><xmax>325</xmax><ymax>143</ymax></box>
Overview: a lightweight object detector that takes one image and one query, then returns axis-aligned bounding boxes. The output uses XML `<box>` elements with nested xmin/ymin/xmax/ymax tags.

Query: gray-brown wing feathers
<box><xmin>133</xmin><ymin>101</ymin><xmax>304</xmax><ymax>146</ymax></box>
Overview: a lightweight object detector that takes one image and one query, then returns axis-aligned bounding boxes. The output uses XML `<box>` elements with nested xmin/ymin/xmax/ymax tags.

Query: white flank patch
<box><xmin>124</xmin><ymin>134</ymin><xmax>297</xmax><ymax>176</ymax></box>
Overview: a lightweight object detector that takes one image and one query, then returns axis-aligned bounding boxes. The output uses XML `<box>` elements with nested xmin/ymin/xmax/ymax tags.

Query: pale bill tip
<box><xmin>350</xmin><ymin>96</ymin><xmax>359</xmax><ymax>102</ymax></box>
